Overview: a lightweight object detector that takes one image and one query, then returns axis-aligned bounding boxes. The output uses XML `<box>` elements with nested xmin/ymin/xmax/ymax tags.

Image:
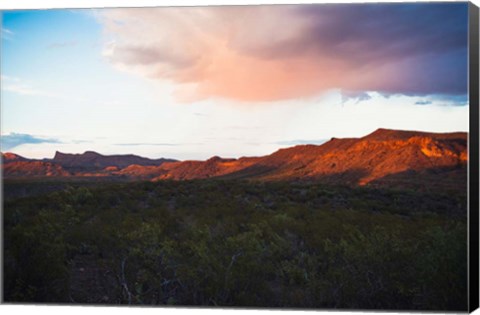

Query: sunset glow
<box><xmin>1</xmin><ymin>3</ymin><xmax>469</xmax><ymax>160</ymax></box>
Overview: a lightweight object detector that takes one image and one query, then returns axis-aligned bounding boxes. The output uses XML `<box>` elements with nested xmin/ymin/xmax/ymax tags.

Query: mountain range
<box><xmin>1</xmin><ymin>128</ymin><xmax>468</xmax><ymax>190</ymax></box>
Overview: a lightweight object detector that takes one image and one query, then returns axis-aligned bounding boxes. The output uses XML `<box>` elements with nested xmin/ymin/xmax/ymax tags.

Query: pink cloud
<box><xmin>99</xmin><ymin>4</ymin><xmax>467</xmax><ymax>102</ymax></box>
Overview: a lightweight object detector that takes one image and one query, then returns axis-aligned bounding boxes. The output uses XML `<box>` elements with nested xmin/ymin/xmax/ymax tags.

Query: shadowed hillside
<box><xmin>52</xmin><ymin>151</ymin><xmax>177</xmax><ymax>171</ymax></box>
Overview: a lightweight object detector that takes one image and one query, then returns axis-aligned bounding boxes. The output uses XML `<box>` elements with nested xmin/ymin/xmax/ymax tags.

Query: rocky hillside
<box><xmin>2</xmin><ymin>129</ymin><xmax>468</xmax><ymax>190</ymax></box>
<box><xmin>52</xmin><ymin>151</ymin><xmax>176</xmax><ymax>171</ymax></box>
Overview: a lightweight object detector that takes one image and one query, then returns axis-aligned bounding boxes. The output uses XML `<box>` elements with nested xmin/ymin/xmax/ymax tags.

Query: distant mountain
<box><xmin>152</xmin><ymin>156</ymin><xmax>261</xmax><ymax>180</ymax></box>
<box><xmin>2</xmin><ymin>152</ymin><xmax>28</xmax><ymax>163</ymax></box>
<box><xmin>3</xmin><ymin>161</ymin><xmax>70</xmax><ymax>177</ymax></box>
<box><xmin>2</xmin><ymin>151</ymin><xmax>176</xmax><ymax>178</ymax></box>
<box><xmin>51</xmin><ymin>151</ymin><xmax>177</xmax><ymax>172</ymax></box>
<box><xmin>1</xmin><ymin>129</ymin><xmax>468</xmax><ymax>191</ymax></box>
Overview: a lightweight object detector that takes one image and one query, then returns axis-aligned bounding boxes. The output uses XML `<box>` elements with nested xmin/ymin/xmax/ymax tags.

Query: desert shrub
<box><xmin>2</xmin><ymin>179</ymin><xmax>468</xmax><ymax>310</ymax></box>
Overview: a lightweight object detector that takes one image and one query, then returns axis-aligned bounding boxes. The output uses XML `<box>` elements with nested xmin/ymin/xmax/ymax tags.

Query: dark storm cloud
<box><xmin>102</xmin><ymin>3</ymin><xmax>468</xmax><ymax>101</ymax></box>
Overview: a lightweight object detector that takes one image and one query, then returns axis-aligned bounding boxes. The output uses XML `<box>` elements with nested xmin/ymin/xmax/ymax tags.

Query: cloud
<box><xmin>1</xmin><ymin>133</ymin><xmax>61</xmax><ymax>151</ymax></box>
<box><xmin>1</xmin><ymin>76</ymin><xmax>62</xmax><ymax>98</ymax></box>
<box><xmin>2</xmin><ymin>84</ymin><xmax>52</xmax><ymax>96</ymax></box>
<box><xmin>1</xmin><ymin>75</ymin><xmax>46</xmax><ymax>96</ymax></box>
<box><xmin>415</xmin><ymin>100</ymin><xmax>433</xmax><ymax>105</ymax></box>
<box><xmin>71</xmin><ymin>139</ymin><xmax>92</xmax><ymax>144</ymax></box>
<box><xmin>99</xmin><ymin>3</ymin><xmax>468</xmax><ymax>102</ymax></box>
<box><xmin>1</xmin><ymin>27</ymin><xmax>14</xmax><ymax>40</ymax></box>
<box><xmin>432</xmin><ymin>94</ymin><xmax>468</xmax><ymax>106</ymax></box>
<box><xmin>341</xmin><ymin>91</ymin><xmax>372</xmax><ymax>104</ymax></box>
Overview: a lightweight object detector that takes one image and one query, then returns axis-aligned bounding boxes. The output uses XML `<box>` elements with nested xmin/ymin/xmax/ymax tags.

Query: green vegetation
<box><xmin>3</xmin><ymin>179</ymin><xmax>467</xmax><ymax>310</ymax></box>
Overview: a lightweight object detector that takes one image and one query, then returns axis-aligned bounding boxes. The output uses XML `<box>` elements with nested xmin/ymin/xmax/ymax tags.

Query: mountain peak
<box><xmin>364</xmin><ymin>128</ymin><xmax>409</xmax><ymax>140</ymax></box>
<box><xmin>207</xmin><ymin>156</ymin><xmax>223</xmax><ymax>162</ymax></box>
<box><xmin>2</xmin><ymin>152</ymin><xmax>27</xmax><ymax>162</ymax></box>
<box><xmin>53</xmin><ymin>151</ymin><xmax>67</xmax><ymax>159</ymax></box>
<box><xmin>51</xmin><ymin>150</ymin><xmax>175</xmax><ymax>171</ymax></box>
<box><xmin>83</xmin><ymin>151</ymin><xmax>102</xmax><ymax>157</ymax></box>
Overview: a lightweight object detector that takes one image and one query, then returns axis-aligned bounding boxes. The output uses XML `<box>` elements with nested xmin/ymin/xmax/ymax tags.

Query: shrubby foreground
<box><xmin>3</xmin><ymin>179</ymin><xmax>467</xmax><ymax>310</ymax></box>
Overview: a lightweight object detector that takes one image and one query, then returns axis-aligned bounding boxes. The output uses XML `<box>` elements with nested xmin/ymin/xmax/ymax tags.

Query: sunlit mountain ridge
<box><xmin>2</xmin><ymin>128</ymin><xmax>467</xmax><ymax>191</ymax></box>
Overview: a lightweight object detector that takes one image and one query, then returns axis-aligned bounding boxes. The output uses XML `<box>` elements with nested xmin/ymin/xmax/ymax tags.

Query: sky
<box><xmin>0</xmin><ymin>3</ymin><xmax>470</xmax><ymax>160</ymax></box>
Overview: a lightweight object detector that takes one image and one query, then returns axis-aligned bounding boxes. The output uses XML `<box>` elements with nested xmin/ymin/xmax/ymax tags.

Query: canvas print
<box><xmin>1</xmin><ymin>2</ymin><xmax>477</xmax><ymax>311</ymax></box>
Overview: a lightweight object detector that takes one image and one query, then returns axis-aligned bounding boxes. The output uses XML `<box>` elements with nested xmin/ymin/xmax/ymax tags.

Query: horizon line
<box><xmin>1</xmin><ymin>127</ymin><xmax>469</xmax><ymax>162</ymax></box>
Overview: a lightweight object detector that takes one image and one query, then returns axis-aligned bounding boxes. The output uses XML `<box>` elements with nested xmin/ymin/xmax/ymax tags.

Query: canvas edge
<box><xmin>468</xmin><ymin>1</ymin><xmax>480</xmax><ymax>313</ymax></box>
<box><xmin>0</xmin><ymin>2</ymin><xmax>477</xmax><ymax>313</ymax></box>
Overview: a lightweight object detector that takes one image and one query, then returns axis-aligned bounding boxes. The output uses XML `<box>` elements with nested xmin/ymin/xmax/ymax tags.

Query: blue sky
<box><xmin>1</xmin><ymin>4</ymin><xmax>470</xmax><ymax>160</ymax></box>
